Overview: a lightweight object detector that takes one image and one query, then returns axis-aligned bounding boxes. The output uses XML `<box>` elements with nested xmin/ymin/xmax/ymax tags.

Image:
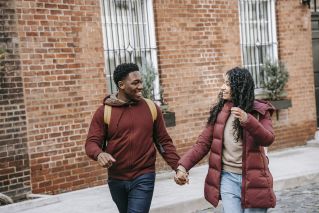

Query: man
<box><xmin>85</xmin><ymin>63</ymin><xmax>180</xmax><ymax>213</ymax></box>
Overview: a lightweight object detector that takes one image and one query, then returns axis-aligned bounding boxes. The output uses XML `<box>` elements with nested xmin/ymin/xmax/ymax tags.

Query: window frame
<box><xmin>100</xmin><ymin>0</ymin><xmax>160</xmax><ymax>100</ymax></box>
<box><xmin>238</xmin><ymin>0</ymin><xmax>278</xmax><ymax>94</ymax></box>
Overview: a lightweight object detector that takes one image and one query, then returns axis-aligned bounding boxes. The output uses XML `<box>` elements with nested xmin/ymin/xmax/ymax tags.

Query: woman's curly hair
<box><xmin>207</xmin><ymin>67</ymin><xmax>255</xmax><ymax>142</ymax></box>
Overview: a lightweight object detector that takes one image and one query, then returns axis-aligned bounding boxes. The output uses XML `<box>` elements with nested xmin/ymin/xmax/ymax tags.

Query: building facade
<box><xmin>0</xmin><ymin>0</ymin><xmax>317</xmax><ymax>201</ymax></box>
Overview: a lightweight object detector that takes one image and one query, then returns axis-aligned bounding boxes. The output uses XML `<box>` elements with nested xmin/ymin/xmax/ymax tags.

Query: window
<box><xmin>311</xmin><ymin>0</ymin><xmax>318</xmax><ymax>12</ymax></box>
<box><xmin>238</xmin><ymin>0</ymin><xmax>278</xmax><ymax>90</ymax></box>
<box><xmin>100</xmin><ymin>0</ymin><xmax>160</xmax><ymax>99</ymax></box>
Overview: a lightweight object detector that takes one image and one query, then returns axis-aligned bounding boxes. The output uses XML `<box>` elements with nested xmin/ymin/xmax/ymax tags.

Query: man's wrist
<box><xmin>95</xmin><ymin>151</ymin><xmax>103</xmax><ymax>160</ymax></box>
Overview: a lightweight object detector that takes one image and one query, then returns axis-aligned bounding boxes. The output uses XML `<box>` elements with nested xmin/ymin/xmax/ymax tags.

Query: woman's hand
<box><xmin>231</xmin><ymin>107</ymin><xmax>248</xmax><ymax>123</ymax></box>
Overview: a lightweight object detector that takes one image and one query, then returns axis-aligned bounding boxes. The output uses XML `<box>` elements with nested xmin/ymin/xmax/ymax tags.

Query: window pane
<box><xmin>239</xmin><ymin>0</ymin><xmax>278</xmax><ymax>89</ymax></box>
<box><xmin>101</xmin><ymin>0</ymin><xmax>159</xmax><ymax>97</ymax></box>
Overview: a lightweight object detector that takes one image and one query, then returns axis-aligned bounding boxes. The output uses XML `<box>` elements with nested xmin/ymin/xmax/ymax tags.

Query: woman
<box><xmin>175</xmin><ymin>67</ymin><xmax>276</xmax><ymax>213</ymax></box>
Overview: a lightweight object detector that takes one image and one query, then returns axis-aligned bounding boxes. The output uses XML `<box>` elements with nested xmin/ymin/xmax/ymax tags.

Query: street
<box><xmin>197</xmin><ymin>182</ymin><xmax>319</xmax><ymax>213</ymax></box>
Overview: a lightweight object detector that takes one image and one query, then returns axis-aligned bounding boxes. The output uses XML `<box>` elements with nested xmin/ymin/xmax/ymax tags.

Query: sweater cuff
<box><xmin>240</xmin><ymin>113</ymin><xmax>252</xmax><ymax>127</ymax></box>
<box><xmin>94</xmin><ymin>150</ymin><xmax>103</xmax><ymax>161</ymax></box>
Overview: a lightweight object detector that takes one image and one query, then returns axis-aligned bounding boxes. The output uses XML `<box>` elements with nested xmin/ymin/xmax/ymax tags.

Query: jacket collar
<box><xmin>252</xmin><ymin>99</ymin><xmax>275</xmax><ymax>115</ymax></box>
<box><xmin>222</xmin><ymin>100</ymin><xmax>275</xmax><ymax>115</ymax></box>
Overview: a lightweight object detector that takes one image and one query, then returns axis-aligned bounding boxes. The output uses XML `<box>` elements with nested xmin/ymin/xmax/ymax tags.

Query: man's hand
<box><xmin>174</xmin><ymin>165</ymin><xmax>189</xmax><ymax>185</ymax></box>
<box><xmin>97</xmin><ymin>152</ymin><xmax>116</xmax><ymax>168</ymax></box>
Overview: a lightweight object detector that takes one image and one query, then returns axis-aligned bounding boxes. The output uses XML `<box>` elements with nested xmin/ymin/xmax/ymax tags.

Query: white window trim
<box><xmin>238</xmin><ymin>0</ymin><xmax>278</xmax><ymax>94</ymax></box>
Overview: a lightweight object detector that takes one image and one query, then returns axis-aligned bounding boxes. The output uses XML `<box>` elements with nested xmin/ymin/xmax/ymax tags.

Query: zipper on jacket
<box><xmin>259</xmin><ymin>148</ymin><xmax>273</xmax><ymax>203</ymax></box>
<box><xmin>128</xmin><ymin>104</ymin><xmax>133</xmax><ymax>171</ymax></box>
<box><xmin>259</xmin><ymin>149</ymin><xmax>267</xmax><ymax>176</ymax></box>
<box><xmin>241</xmin><ymin>131</ymin><xmax>247</xmax><ymax>207</ymax></box>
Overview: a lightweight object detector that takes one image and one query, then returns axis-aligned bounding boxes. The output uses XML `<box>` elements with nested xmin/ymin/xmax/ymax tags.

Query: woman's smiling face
<box><xmin>221</xmin><ymin>74</ymin><xmax>232</xmax><ymax>101</ymax></box>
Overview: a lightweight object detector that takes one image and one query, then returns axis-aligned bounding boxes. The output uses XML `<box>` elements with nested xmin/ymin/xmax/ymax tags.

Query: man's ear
<box><xmin>118</xmin><ymin>81</ymin><xmax>124</xmax><ymax>89</ymax></box>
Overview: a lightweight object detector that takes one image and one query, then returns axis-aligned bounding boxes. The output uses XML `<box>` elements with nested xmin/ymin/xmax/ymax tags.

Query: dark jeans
<box><xmin>108</xmin><ymin>173</ymin><xmax>155</xmax><ymax>213</ymax></box>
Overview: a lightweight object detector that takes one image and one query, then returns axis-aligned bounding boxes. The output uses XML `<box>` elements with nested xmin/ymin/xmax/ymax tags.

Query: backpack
<box><xmin>102</xmin><ymin>98</ymin><xmax>165</xmax><ymax>153</ymax></box>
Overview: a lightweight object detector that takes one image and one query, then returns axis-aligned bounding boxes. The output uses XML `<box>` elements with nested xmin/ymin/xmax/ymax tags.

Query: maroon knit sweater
<box><xmin>85</xmin><ymin>95</ymin><xmax>180</xmax><ymax>180</ymax></box>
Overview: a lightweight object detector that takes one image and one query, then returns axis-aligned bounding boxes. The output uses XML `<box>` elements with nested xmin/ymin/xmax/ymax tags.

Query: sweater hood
<box><xmin>253</xmin><ymin>99</ymin><xmax>275</xmax><ymax>116</ymax></box>
<box><xmin>103</xmin><ymin>93</ymin><xmax>137</xmax><ymax>107</ymax></box>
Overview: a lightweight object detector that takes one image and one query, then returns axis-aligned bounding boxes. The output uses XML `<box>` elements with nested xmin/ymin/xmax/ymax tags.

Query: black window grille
<box><xmin>239</xmin><ymin>0</ymin><xmax>278</xmax><ymax>90</ymax></box>
<box><xmin>100</xmin><ymin>0</ymin><xmax>159</xmax><ymax>95</ymax></box>
<box><xmin>311</xmin><ymin>0</ymin><xmax>318</xmax><ymax>12</ymax></box>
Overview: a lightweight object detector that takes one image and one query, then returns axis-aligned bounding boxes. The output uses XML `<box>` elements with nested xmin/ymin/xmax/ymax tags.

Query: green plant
<box><xmin>140</xmin><ymin>63</ymin><xmax>169</xmax><ymax>112</ymax></box>
<box><xmin>0</xmin><ymin>48</ymin><xmax>5</xmax><ymax>60</ymax></box>
<box><xmin>261</xmin><ymin>60</ymin><xmax>289</xmax><ymax>101</ymax></box>
<box><xmin>141</xmin><ymin>63</ymin><xmax>156</xmax><ymax>100</ymax></box>
<box><xmin>159</xmin><ymin>87</ymin><xmax>169</xmax><ymax>113</ymax></box>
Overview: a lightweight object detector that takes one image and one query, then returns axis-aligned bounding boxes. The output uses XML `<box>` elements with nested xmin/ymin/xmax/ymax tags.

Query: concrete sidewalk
<box><xmin>1</xmin><ymin>144</ymin><xmax>319</xmax><ymax>213</ymax></box>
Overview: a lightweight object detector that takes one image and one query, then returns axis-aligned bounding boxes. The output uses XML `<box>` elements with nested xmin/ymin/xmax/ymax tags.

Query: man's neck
<box><xmin>117</xmin><ymin>92</ymin><xmax>129</xmax><ymax>103</ymax></box>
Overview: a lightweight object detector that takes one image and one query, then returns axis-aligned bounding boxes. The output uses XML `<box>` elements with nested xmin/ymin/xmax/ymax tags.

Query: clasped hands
<box><xmin>174</xmin><ymin>165</ymin><xmax>189</xmax><ymax>185</ymax></box>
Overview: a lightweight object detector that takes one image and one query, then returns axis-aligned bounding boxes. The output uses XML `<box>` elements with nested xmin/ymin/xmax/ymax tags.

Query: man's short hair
<box><xmin>113</xmin><ymin>63</ymin><xmax>139</xmax><ymax>88</ymax></box>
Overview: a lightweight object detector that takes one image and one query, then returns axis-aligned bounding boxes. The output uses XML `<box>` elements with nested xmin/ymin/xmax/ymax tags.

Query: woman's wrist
<box><xmin>239</xmin><ymin>112</ymin><xmax>248</xmax><ymax>123</ymax></box>
<box><xmin>177</xmin><ymin>165</ymin><xmax>188</xmax><ymax>174</ymax></box>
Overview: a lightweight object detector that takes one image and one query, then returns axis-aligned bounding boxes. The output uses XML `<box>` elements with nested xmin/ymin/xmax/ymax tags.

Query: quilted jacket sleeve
<box><xmin>241</xmin><ymin>111</ymin><xmax>275</xmax><ymax>146</ymax></box>
<box><xmin>178</xmin><ymin>125</ymin><xmax>214</xmax><ymax>171</ymax></box>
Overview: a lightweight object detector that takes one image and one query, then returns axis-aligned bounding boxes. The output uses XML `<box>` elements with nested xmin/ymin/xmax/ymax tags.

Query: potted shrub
<box><xmin>141</xmin><ymin>62</ymin><xmax>156</xmax><ymax>100</ymax></box>
<box><xmin>261</xmin><ymin>60</ymin><xmax>292</xmax><ymax>110</ymax></box>
<box><xmin>141</xmin><ymin>63</ymin><xmax>175</xmax><ymax>127</ymax></box>
<box><xmin>0</xmin><ymin>48</ymin><xmax>5</xmax><ymax>59</ymax></box>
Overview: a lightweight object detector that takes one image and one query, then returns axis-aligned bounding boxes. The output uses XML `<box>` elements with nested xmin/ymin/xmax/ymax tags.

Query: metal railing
<box><xmin>100</xmin><ymin>0</ymin><xmax>158</xmax><ymax>93</ymax></box>
<box><xmin>311</xmin><ymin>0</ymin><xmax>318</xmax><ymax>12</ymax></box>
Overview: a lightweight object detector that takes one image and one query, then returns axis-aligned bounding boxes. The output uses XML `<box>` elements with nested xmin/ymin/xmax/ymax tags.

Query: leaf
<box><xmin>141</xmin><ymin>63</ymin><xmax>156</xmax><ymax>100</ymax></box>
<box><xmin>261</xmin><ymin>60</ymin><xmax>289</xmax><ymax>100</ymax></box>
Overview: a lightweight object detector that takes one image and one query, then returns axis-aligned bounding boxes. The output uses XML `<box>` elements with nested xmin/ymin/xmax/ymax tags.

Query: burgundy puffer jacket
<box><xmin>179</xmin><ymin>100</ymin><xmax>276</xmax><ymax>208</ymax></box>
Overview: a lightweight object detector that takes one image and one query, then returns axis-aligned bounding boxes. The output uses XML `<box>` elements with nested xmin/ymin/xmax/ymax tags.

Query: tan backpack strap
<box><xmin>144</xmin><ymin>98</ymin><xmax>157</xmax><ymax>122</ymax></box>
<box><xmin>104</xmin><ymin>105</ymin><xmax>112</xmax><ymax>125</ymax></box>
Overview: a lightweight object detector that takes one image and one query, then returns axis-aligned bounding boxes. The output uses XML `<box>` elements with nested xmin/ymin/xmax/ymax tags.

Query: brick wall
<box><xmin>153</xmin><ymin>0</ymin><xmax>316</xmax><ymax>162</ymax></box>
<box><xmin>153</xmin><ymin>0</ymin><xmax>242</xmax><ymax>169</ymax></box>
<box><xmin>0</xmin><ymin>0</ymin><xmax>31</xmax><ymax>201</ymax></box>
<box><xmin>272</xmin><ymin>1</ymin><xmax>317</xmax><ymax>149</ymax></box>
<box><xmin>14</xmin><ymin>0</ymin><xmax>107</xmax><ymax>194</ymax></box>
<box><xmin>1</xmin><ymin>0</ymin><xmax>316</xmax><ymax>197</ymax></box>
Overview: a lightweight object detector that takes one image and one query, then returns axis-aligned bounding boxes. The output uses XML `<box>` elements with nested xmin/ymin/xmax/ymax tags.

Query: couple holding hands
<box><xmin>85</xmin><ymin>63</ymin><xmax>276</xmax><ymax>213</ymax></box>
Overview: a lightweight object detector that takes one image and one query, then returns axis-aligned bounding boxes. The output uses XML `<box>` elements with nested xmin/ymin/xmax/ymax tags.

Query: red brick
<box><xmin>1</xmin><ymin>0</ymin><xmax>315</xmax><ymax>198</ymax></box>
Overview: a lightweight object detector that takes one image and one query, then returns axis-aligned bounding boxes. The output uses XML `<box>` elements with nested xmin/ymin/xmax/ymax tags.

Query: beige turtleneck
<box><xmin>222</xmin><ymin>113</ymin><xmax>243</xmax><ymax>174</ymax></box>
